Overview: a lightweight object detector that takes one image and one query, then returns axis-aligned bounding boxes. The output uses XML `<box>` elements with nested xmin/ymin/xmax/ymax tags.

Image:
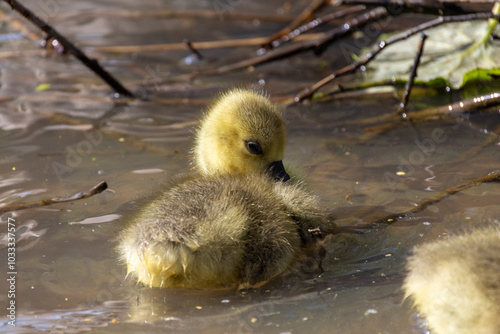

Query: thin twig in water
<box><xmin>333</xmin><ymin>171</ymin><xmax>500</xmax><ymax>233</ymax></box>
<box><xmin>372</xmin><ymin>171</ymin><xmax>500</xmax><ymax>226</ymax></box>
<box><xmin>460</xmin><ymin>123</ymin><xmax>500</xmax><ymax>160</ymax></box>
<box><xmin>194</xmin><ymin>7</ymin><xmax>387</xmax><ymax>77</ymax></box>
<box><xmin>51</xmin><ymin>9</ymin><xmax>295</xmax><ymax>23</ymax></box>
<box><xmin>349</xmin><ymin>91</ymin><xmax>500</xmax><ymax>128</ymax></box>
<box><xmin>266</xmin><ymin>5</ymin><xmax>366</xmax><ymax>49</ymax></box>
<box><xmin>0</xmin><ymin>181</ymin><xmax>108</xmax><ymax>214</ymax></box>
<box><xmin>184</xmin><ymin>39</ymin><xmax>204</xmax><ymax>60</ymax></box>
<box><xmin>262</xmin><ymin>0</ymin><xmax>328</xmax><ymax>48</ymax></box>
<box><xmin>89</xmin><ymin>34</ymin><xmax>324</xmax><ymax>54</ymax></box>
<box><xmin>397</xmin><ymin>33</ymin><xmax>427</xmax><ymax>115</ymax></box>
<box><xmin>292</xmin><ymin>11</ymin><xmax>500</xmax><ymax>103</ymax></box>
<box><xmin>2</xmin><ymin>0</ymin><xmax>135</xmax><ymax>98</ymax></box>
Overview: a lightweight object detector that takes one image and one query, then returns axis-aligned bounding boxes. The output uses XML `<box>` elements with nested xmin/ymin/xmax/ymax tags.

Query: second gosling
<box><xmin>118</xmin><ymin>89</ymin><xmax>330</xmax><ymax>289</ymax></box>
<box><xmin>404</xmin><ymin>228</ymin><xmax>500</xmax><ymax>334</ymax></box>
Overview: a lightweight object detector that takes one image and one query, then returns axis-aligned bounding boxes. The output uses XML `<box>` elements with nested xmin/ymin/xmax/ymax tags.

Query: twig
<box><xmin>314</xmin><ymin>7</ymin><xmax>388</xmax><ymax>53</ymax></box>
<box><xmin>266</xmin><ymin>5</ymin><xmax>366</xmax><ymax>49</ymax></box>
<box><xmin>292</xmin><ymin>11</ymin><xmax>500</xmax><ymax>103</ymax></box>
<box><xmin>193</xmin><ymin>7</ymin><xmax>388</xmax><ymax>77</ymax></box>
<box><xmin>335</xmin><ymin>171</ymin><xmax>500</xmax><ymax>233</ymax></box>
<box><xmin>2</xmin><ymin>0</ymin><xmax>135</xmax><ymax>98</ymax></box>
<box><xmin>0</xmin><ymin>49</ymin><xmax>45</xmax><ymax>58</ymax></box>
<box><xmin>262</xmin><ymin>0</ymin><xmax>328</xmax><ymax>48</ymax></box>
<box><xmin>397</xmin><ymin>33</ymin><xmax>427</xmax><ymax>115</ymax></box>
<box><xmin>51</xmin><ymin>9</ymin><xmax>295</xmax><ymax>23</ymax></box>
<box><xmin>372</xmin><ymin>171</ymin><xmax>500</xmax><ymax>226</ymax></box>
<box><xmin>0</xmin><ymin>181</ymin><xmax>108</xmax><ymax>214</ymax></box>
<box><xmin>460</xmin><ymin>123</ymin><xmax>500</xmax><ymax>160</ymax></box>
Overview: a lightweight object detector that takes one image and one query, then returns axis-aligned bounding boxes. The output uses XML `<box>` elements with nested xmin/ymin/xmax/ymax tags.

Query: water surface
<box><xmin>1</xmin><ymin>1</ymin><xmax>499</xmax><ymax>333</ymax></box>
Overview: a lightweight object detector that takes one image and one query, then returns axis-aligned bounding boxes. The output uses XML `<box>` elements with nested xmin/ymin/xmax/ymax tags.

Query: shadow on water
<box><xmin>0</xmin><ymin>0</ymin><xmax>499</xmax><ymax>333</ymax></box>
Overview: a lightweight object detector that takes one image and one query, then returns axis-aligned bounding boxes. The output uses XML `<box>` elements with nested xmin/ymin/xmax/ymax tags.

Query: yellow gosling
<box><xmin>404</xmin><ymin>228</ymin><xmax>500</xmax><ymax>334</ymax></box>
<box><xmin>118</xmin><ymin>89</ymin><xmax>329</xmax><ymax>289</ymax></box>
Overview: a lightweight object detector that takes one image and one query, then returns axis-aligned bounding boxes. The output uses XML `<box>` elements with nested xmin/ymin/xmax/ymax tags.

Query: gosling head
<box><xmin>194</xmin><ymin>89</ymin><xmax>289</xmax><ymax>181</ymax></box>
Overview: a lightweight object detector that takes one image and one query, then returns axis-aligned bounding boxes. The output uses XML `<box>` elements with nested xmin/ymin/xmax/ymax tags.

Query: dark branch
<box><xmin>2</xmin><ymin>0</ymin><xmax>135</xmax><ymax>98</ymax></box>
<box><xmin>184</xmin><ymin>39</ymin><xmax>204</xmax><ymax>60</ymax></box>
<box><xmin>397</xmin><ymin>33</ymin><xmax>427</xmax><ymax>115</ymax></box>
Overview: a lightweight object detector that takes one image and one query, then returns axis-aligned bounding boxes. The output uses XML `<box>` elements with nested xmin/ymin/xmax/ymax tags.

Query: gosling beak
<box><xmin>266</xmin><ymin>160</ymin><xmax>290</xmax><ymax>182</ymax></box>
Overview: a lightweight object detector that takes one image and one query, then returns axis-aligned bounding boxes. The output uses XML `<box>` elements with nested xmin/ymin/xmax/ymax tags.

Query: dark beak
<box><xmin>266</xmin><ymin>160</ymin><xmax>290</xmax><ymax>182</ymax></box>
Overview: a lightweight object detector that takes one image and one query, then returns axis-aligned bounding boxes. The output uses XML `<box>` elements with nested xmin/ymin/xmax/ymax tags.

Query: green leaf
<box><xmin>364</xmin><ymin>21</ymin><xmax>500</xmax><ymax>89</ymax></box>
<box><xmin>460</xmin><ymin>68</ymin><xmax>500</xmax><ymax>98</ymax></box>
<box><xmin>462</xmin><ymin>68</ymin><xmax>500</xmax><ymax>86</ymax></box>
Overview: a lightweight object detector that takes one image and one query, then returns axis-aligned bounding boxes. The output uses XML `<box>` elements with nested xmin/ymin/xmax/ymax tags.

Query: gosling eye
<box><xmin>245</xmin><ymin>141</ymin><xmax>263</xmax><ymax>155</ymax></box>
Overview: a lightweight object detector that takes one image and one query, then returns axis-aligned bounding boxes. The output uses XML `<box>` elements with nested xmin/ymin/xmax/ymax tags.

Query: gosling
<box><xmin>404</xmin><ymin>228</ymin><xmax>500</xmax><ymax>334</ymax></box>
<box><xmin>118</xmin><ymin>89</ymin><xmax>329</xmax><ymax>289</ymax></box>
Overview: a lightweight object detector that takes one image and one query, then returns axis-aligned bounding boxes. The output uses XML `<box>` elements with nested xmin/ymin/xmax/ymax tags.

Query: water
<box><xmin>1</xmin><ymin>1</ymin><xmax>499</xmax><ymax>333</ymax></box>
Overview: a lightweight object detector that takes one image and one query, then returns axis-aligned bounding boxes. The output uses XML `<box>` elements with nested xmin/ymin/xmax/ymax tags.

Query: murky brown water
<box><xmin>1</xmin><ymin>1</ymin><xmax>499</xmax><ymax>333</ymax></box>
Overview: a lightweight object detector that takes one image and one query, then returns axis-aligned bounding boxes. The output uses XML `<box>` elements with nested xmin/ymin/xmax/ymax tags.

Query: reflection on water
<box><xmin>0</xmin><ymin>0</ymin><xmax>499</xmax><ymax>333</ymax></box>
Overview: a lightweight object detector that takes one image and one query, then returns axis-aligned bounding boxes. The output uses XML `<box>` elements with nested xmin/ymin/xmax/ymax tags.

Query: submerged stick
<box><xmin>397</xmin><ymin>33</ymin><xmax>427</xmax><ymax>115</ymax></box>
<box><xmin>460</xmin><ymin>123</ymin><xmax>500</xmax><ymax>160</ymax></box>
<box><xmin>90</xmin><ymin>34</ymin><xmax>324</xmax><ymax>54</ymax></box>
<box><xmin>52</xmin><ymin>8</ymin><xmax>295</xmax><ymax>23</ymax></box>
<box><xmin>373</xmin><ymin>171</ymin><xmax>500</xmax><ymax>226</ymax></box>
<box><xmin>2</xmin><ymin>0</ymin><xmax>135</xmax><ymax>98</ymax></box>
<box><xmin>0</xmin><ymin>181</ymin><xmax>108</xmax><ymax>214</ymax></box>
<box><xmin>351</xmin><ymin>91</ymin><xmax>500</xmax><ymax>128</ymax></box>
<box><xmin>292</xmin><ymin>11</ymin><xmax>500</xmax><ymax>103</ymax></box>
